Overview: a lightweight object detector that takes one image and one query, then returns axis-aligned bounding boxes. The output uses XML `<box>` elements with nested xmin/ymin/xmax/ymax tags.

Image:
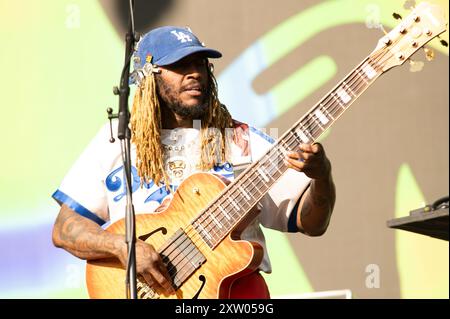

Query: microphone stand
<box><xmin>108</xmin><ymin>0</ymin><xmax>138</xmax><ymax>299</ymax></box>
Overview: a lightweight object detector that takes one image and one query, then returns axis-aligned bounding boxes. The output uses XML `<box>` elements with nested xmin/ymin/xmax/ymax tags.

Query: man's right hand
<box><xmin>117</xmin><ymin>239</ymin><xmax>175</xmax><ymax>295</ymax></box>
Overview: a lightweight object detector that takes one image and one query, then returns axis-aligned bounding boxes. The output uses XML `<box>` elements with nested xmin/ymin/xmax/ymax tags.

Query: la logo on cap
<box><xmin>170</xmin><ymin>30</ymin><xmax>192</xmax><ymax>43</ymax></box>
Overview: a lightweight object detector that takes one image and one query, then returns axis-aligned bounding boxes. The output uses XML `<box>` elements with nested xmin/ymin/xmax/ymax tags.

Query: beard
<box><xmin>155</xmin><ymin>76</ymin><xmax>209</xmax><ymax>119</ymax></box>
<box><xmin>165</xmin><ymin>99</ymin><xmax>208</xmax><ymax>119</ymax></box>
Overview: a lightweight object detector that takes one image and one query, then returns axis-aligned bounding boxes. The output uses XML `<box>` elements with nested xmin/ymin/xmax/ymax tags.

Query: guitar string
<box><xmin>138</xmin><ymin>31</ymin><xmax>407</xmax><ymax>295</ymax></box>
<box><xmin>159</xmin><ymin>84</ymin><xmax>364</xmax><ymax>283</ymax></box>
<box><xmin>145</xmin><ymin>42</ymin><xmax>425</xmax><ymax>295</ymax></box>
<box><xmin>158</xmin><ymin>47</ymin><xmax>391</xmax><ymax>282</ymax></box>
<box><xmin>144</xmin><ymin>11</ymin><xmax>441</xmax><ymax>291</ymax></box>
<box><xmin>290</xmin><ymin>58</ymin><xmax>379</xmax><ymax>144</ymax></box>
<box><xmin>292</xmin><ymin>57</ymin><xmax>375</xmax><ymax>139</ymax></box>
<box><xmin>159</xmin><ymin>55</ymin><xmax>384</xmax><ymax>292</ymax></box>
<box><xmin>158</xmin><ymin>48</ymin><xmax>387</xmax><ymax>294</ymax></box>
<box><xmin>156</xmin><ymin>45</ymin><xmax>394</xmax><ymax>285</ymax></box>
<box><xmin>159</xmin><ymin>47</ymin><xmax>390</xmax><ymax>282</ymax></box>
<box><xmin>184</xmin><ymin>47</ymin><xmax>388</xmax><ymax>244</ymax></box>
<box><xmin>303</xmin><ymin>27</ymin><xmax>418</xmax><ymax>135</ymax></box>
<box><xmin>181</xmin><ymin>49</ymin><xmax>390</xmax><ymax>254</ymax></box>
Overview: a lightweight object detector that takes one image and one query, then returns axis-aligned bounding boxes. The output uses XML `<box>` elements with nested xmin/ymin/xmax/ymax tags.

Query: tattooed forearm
<box><xmin>298</xmin><ymin>175</ymin><xmax>336</xmax><ymax>236</ymax></box>
<box><xmin>52</xmin><ymin>205</ymin><xmax>125</xmax><ymax>261</ymax></box>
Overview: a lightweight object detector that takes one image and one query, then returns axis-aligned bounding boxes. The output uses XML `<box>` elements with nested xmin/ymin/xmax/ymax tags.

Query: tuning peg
<box><xmin>423</xmin><ymin>47</ymin><xmax>435</xmax><ymax>61</ymax></box>
<box><xmin>437</xmin><ymin>36</ymin><xmax>448</xmax><ymax>47</ymax></box>
<box><xmin>408</xmin><ymin>59</ymin><xmax>424</xmax><ymax>72</ymax></box>
<box><xmin>392</xmin><ymin>12</ymin><xmax>403</xmax><ymax>20</ymax></box>
<box><xmin>403</xmin><ymin>0</ymin><xmax>416</xmax><ymax>10</ymax></box>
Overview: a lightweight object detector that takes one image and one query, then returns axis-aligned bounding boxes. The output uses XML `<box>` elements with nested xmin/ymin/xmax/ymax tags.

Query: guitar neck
<box><xmin>190</xmin><ymin>53</ymin><xmax>385</xmax><ymax>248</ymax></box>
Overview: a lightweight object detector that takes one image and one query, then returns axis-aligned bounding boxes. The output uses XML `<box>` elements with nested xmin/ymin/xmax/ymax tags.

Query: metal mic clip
<box><xmin>106</xmin><ymin>107</ymin><xmax>118</xmax><ymax>143</ymax></box>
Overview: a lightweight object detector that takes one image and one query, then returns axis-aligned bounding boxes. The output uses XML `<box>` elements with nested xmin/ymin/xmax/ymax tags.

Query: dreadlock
<box><xmin>130</xmin><ymin>65</ymin><xmax>233</xmax><ymax>188</ymax></box>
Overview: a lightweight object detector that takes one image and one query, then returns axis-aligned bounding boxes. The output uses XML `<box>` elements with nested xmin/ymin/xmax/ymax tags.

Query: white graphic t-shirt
<box><xmin>52</xmin><ymin>120</ymin><xmax>311</xmax><ymax>273</ymax></box>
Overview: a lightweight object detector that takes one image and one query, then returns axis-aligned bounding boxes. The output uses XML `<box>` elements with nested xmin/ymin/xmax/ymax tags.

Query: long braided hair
<box><xmin>130</xmin><ymin>64</ymin><xmax>233</xmax><ymax>187</ymax></box>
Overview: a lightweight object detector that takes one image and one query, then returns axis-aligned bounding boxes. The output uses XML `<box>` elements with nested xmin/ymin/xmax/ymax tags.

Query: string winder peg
<box><xmin>391</xmin><ymin>13</ymin><xmax>408</xmax><ymax>35</ymax></box>
<box><xmin>392</xmin><ymin>12</ymin><xmax>402</xmax><ymax>20</ymax></box>
<box><xmin>437</xmin><ymin>36</ymin><xmax>448</xmax><ymax>47</ymax></box>
<box><xmin>423</xmin><ymin>46</ymin><xmax>435</xmax><ymax>61</ymax></box>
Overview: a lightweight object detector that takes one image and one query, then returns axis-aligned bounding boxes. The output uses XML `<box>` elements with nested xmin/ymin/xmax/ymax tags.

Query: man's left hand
<box><xmin>285</xmin><ymin>143</ymin><xmax>331</xmax><ymax>180</ymax></box>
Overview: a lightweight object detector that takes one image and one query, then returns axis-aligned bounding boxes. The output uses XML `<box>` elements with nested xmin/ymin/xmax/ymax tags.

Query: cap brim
<box><xmin>156</xmin><ymin>46</ymin><xmax>222</xmax><ymax>66</ymax></box>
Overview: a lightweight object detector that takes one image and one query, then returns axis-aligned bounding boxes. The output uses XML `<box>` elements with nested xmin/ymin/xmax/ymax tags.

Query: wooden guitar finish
<box><xmin>86</xmin><ymin>173</ymin><xmax>264</xmax><ymax>299</ymax></box>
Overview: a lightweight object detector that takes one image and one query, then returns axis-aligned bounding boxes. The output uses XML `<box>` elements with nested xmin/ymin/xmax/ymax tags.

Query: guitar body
<box><xmin>86</xmin><ymin>172</ymin><xmax>264</xmax><ymax>299</ymax></box>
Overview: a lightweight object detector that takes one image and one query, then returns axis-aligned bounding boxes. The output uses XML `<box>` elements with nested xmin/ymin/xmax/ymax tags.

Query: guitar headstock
<box><xmin>372</xmin><ymin>2</ymin><xmax>448</xmax><ymax>72</ymax></box>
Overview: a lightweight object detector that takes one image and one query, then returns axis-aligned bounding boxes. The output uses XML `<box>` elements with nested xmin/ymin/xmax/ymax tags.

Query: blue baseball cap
<box><xmin>130</xmin><ymin>26</ymin><xmax>222</xmax><ymax>85</ymax></box>
<box><xmin>133</xmin><ymin>26</ymin><xmax>222</xmax><ymax>69</ymax></box>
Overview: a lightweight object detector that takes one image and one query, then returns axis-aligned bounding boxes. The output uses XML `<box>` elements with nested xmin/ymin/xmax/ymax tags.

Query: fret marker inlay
<box><xmin>362</xmin><ymin>64</ymin><xmax>377</xmax><ymax>79</ymax></box>
<box><xmin>296</xmin><ymin>129</ymin><xmax>310</xmax><ymax>143</ymax></box>
<box><xmin>314</xmin><ymin>109</ymin><xmax>330</xmax><ymax>125</ymax></box>
<box><xmin>229</xmin><ymin>198</ymin><xmax>240</xmax><ymax>211</ymax></box>
<box><xmin>197</xmin><ymin>224</ymin><xmax>212</xmax><ymax>240</ymax></box>
<box><xmin>210</xmin><ymin>214</ymin><xmax>223</xmax><ymax>228</ymax></box>
<box><xmin>218</xmin><ymin>205</ymin><xmax>231</xmax><ymax>220</ymax></box>
<box><xmin>258</xmin><ymin>168</ymin><xmax>270</xmax><ymax>182</ymax></box>
<box><xmin>337</xmin><ymin>89</ymin><xmax>351</xmax><ymax>104</ymax></box>
<box><xmin>239</xmin><ymin>187</ymin><xmax>251</xmax><ymax>200</ymax></box>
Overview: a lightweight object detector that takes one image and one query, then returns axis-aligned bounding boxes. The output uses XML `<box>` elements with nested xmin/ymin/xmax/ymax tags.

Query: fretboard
<box><xmin>191</xmin><ymin>55</ymin><xmax>383</xmax><ymax>248</ymax></box>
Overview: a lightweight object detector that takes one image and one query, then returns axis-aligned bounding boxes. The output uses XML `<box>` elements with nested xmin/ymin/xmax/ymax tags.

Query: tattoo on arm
<box><xmin>53</xmin><ymin>205</ymin><xmax>123</xmax><ymax>261</ymax></box>
<box><xmin>298</xmin><ymin>179</ymin><xmax>335</xmax><ymax>235</ymax></box>
<box><xmin>311</xmin><ymin>192</ymin><xmax>330</xmax><ymax>209</ymax></box>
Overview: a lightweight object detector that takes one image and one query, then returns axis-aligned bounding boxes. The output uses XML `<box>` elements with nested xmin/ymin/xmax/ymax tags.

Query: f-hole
<box><xmin>138</xmin><ymin>227</ymin><xmax>167</xmax><ymax>241</ymax></box>
<box><xmin>192</xmin><ymin>275</ymin><xmax>206</xmax><ymax>299</ymax></box>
